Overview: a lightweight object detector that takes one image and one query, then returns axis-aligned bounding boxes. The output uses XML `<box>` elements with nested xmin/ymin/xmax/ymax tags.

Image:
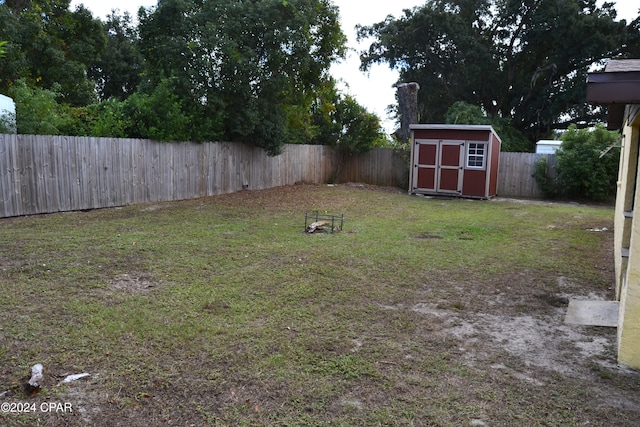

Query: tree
<box><xmin>0</xmin><ymin>0</ymin><xmax>106</xmax><ymax>105</ymax></box>
<box><xmin>1</xmin><ymin>0</ymin><xmax>386</xmax><ymax>152</ymax></box>
<box><xmin>310</xmin><ymin>83</ymin><xmax>387</xmax><ymax>154</ymax></box>
<box><xmin>358</xmin><ymin>0</ymin><xmax>640</xmax><ymax>147</ymax></box>
<box><xmin>556</xmin><ymin>124</ymin><xmax>620</xmax><ymax>201</ymax></box>
<box><xmin>444</xmin><ymin>101</ymin><xmax>491</xmax><ymax>127</ymax></box>
<box><xmin>137</xmin><ymin>0</ymin><xmax>347</xmax><ymax>154</ymax></box>
<box><xmin>308</xmin><ymin>82</ymin><xmax>387</xmax><ymax>181</ymax></box>
<box><xmin>89</xmin><ymin>10</ymin><xmax>142</xmax><ymax>101</ymax></box>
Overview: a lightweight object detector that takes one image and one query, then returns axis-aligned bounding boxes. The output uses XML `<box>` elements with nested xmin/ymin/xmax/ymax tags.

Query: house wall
<box><xmin>618</xmin><ymin>105</ymin><xmax>640</xmax><ymax>369</ymax></box>
<box><xmin>614</xmin><ymin>115</ymin><xmax>637</xmax><ymax>298</ymax></box>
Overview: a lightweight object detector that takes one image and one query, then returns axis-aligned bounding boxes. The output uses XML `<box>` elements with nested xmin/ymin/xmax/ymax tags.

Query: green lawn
<box><xmin>1</xmin><ymin>184</ymin><xmax>638</xmax><ymax>426</ymax></box>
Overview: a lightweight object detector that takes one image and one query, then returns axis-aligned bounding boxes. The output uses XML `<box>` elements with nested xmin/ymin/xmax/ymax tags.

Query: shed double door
<box><xmin>413</xmin><ymin>139</ymin><xmax>465</xmax><ymax>194</ymax></box>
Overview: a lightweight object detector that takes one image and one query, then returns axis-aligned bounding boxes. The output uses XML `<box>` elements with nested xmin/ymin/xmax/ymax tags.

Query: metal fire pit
<box><xmin>304</xmin><ymin>211</ymin><xmax>344</xmax><ymax>233</ymax></box>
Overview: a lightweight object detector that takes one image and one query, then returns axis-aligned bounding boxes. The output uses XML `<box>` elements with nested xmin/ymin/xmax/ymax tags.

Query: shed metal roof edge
<box><xmin>409</xmin><ymin>124</ymin><xmax>501</xmax><ymax>141</ymax></box>
<box><xmin>409</xmin><ymin>124</ymin><xmax>495</xmax><ymax>131</ymax></box>
<box><xmin>587</xmin><ymin>71</ymin><xmax>640</xmax><ymax>83</ymax></box>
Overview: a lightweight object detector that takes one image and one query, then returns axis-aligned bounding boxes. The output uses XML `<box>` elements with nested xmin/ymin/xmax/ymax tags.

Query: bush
<box><xmin>534</xmin><ymin>156</ymin><xmax>559</xmax><ymax>198</ymax></box>
<box><xmin>534</xmin><ymin>124</ymin><xmax>620</xmax><ymax>201</ymax></box>
<box><xmin>8</xmin><ymin>79</ymin><xmax>73</xmax><ymax>135</ymax></box>
<box><xmin>66</xmin><ymin>79</ymin><xmax>225</xmax><ymax>142</ymax></box>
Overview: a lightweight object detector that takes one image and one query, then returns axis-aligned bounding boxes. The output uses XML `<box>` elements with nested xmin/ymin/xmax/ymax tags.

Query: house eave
<box><xmin>586</xmin><ymin>72</ymin><xmax>640</xmax><ymax>105</ymax></box>
<box><xmin>586</xmin><ymin>71</ymin><xmax>640</xmax><ymax>130</ymax></box>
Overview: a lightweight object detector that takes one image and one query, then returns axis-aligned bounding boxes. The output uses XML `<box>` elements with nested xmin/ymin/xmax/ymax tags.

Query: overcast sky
<box><xmin>70</xmin><ymin>0</ymin><xmax>639</xmax><ymax>134</ymax></box>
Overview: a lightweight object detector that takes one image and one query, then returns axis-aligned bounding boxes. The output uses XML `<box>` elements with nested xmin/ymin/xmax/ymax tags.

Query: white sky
<box><xmin>70</xmin><ymin>0</ymin><xmax>639</xmax><ymax>134</ymax></box>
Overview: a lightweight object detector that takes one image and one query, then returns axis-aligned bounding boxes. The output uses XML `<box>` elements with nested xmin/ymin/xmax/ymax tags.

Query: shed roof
<box><xmin>409</xmin><ymin>124</ymin><xmax>502</xmax><ymax>142</ymax></box>
<box><xmin>605</xmin><ymin>59</ymin><xmax>640</xmax><ymax>72</ymax></box>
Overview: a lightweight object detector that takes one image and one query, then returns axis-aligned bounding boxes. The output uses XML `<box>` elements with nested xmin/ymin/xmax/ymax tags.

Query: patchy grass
<box><xmin>1</xmin><ymin>183</ymin><xmax>639</xmax><ymax>426</ymax></box>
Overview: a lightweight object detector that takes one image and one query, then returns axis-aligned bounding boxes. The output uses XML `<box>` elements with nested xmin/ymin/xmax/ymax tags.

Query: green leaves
<box><xmin>0</xmin><ymin>0</ymin><xmax>383</xmax><ymax>155</ymax></box>
<box><xmin>535</xmin><ymin>124</ymin><xmax>620</xmax><ymax>201</ymax></box>
<box><xmin>7</xmin><ymin>79</ymin><xmax>71</xmax><ymax>134</ymax></box>
<box><xmin>359</xmin><ymin>0</ymin><xmax>638</xmax><ymax>145</ymax></box>
<box><xmin>136</xmin><ymin>0</ymin><xmax>348</xmax><ymax>154</ymax></box>
<box><xmin>89</xmin><ymin>11</ymin><xmax>142</xmax><ymax>101</ymax></box>
<box><xmin>309</xmin><ymin>81</ymin><xmax>387</xmax><ymax>154</ymax></box>
<box><xmin>444</xmin><ymin>101</ymin><xmax>531</xmax><ymax>152</ymax></box>
<box><xmin>555</xmin><ymin>124</ymin><xmax>620</xmax><ymax>201</ymax></box>
<box><xmin>0</xmin><ymin>1</ymin><xmax>106</xmax><ymax>106</ymax></box>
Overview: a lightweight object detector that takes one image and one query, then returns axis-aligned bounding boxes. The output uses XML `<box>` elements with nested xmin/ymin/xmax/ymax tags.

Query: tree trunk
<box><xmin>395</xmin><ymin>82</ymin><xmax>420</xmax><ymax>144</ymax></box>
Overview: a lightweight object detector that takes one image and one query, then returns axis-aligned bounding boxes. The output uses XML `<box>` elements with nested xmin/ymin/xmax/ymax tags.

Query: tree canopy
<box><xmin>0</xmin><ymin>0</ymin><xmax>386</xmax><ymax>155</ymax></box>
<box><xmin>0</xmin><ymin>0</ymin><xmax>106</xmax><ymax>105</ymax></box>
<box><xmin>358</xmin><ymin>0</ymin><xmax>640</xmax><ymax>148</ymax></box>
<box><xmin>88</xmin><ymin>10</ymin><xmax>142</xmax><ymax>102</ymax></box>
<box><xmin>136</xmin><ymin>0</ymin><xmax>349</xmax><ymax>154</ymax></box>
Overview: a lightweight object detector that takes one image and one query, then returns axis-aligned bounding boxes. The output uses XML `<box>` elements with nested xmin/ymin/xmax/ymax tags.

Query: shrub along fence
<box><xmin>0</xmin><ymin>134</ymin><xmax>553</xmax><ymax>218</ymax></box>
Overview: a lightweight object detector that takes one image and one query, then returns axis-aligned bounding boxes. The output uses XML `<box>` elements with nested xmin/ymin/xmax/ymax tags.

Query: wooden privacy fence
<box><xmin>497</xmin><ymin>152</ymin><xmax>556</xmax><ymax>199</ymax></box>
<box><xmin>0</xmin><ymin>135</ymin><xmax>335</xmax><ymax>218</ymax></box>
<box><xmin>0</xmin><ymin>134</ymin><xmax>555</xmax><ymax>218</ymax></box>
<box><xmin>339</xmin><ymin>148</ymin><xmax>409</xmax><ymax>188</ymax></box>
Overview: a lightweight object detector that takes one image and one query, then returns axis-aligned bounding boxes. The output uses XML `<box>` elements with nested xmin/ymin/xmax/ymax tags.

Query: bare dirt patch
<box><xmin>107</xmin><ymin>272</ymin><xmax>159</xmax><ymax>293</ymax></box>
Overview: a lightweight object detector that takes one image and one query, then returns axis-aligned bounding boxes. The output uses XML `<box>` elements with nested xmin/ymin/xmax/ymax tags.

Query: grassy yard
<box><xmin>1</xmin><ymin>184</ymin><xmax>638</xmax><ymax>426</ymax></box>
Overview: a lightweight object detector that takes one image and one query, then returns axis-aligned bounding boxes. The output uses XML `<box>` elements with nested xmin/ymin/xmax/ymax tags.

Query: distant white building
<box><xmin>0</xmin><ymin>93</ymin><xmax>16</xmax><ymax>133</ymax></box>
<box><xmin>535</xmin><ymin>139</ymin><xmax>562</xmax><ymax>154</ymax></box>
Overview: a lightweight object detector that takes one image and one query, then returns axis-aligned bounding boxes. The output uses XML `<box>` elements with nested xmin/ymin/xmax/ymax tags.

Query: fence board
<box><xmin>0</xmin><ymin>135</ymin><xmax>17</xmax><ymax>215</ymax></box>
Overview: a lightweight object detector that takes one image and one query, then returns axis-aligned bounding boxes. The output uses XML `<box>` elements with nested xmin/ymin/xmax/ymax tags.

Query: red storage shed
<box><xmin>409</xmin><ymin>124</ymin><xmax>501</xmax><ymax>199</ymax></box>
